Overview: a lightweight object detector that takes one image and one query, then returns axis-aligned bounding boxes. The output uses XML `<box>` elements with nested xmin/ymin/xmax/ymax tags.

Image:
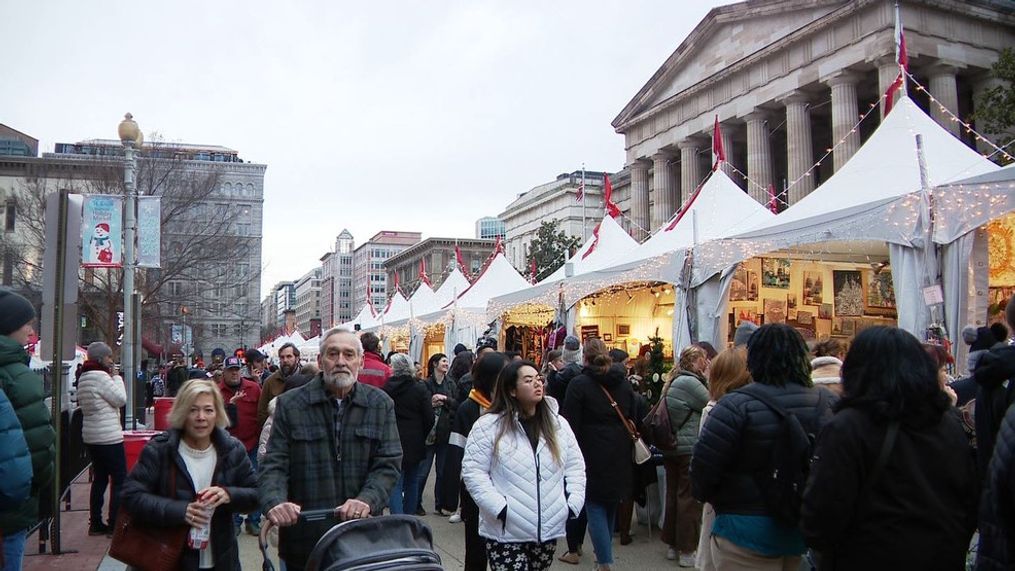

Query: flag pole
<box><xmin>581</xmin><ymin>163</ymin><xmax>587</xmax><ymax>242</ymax></box>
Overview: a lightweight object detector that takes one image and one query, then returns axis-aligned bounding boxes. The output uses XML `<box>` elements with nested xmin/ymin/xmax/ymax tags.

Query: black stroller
<box><xmin>259</xmin><ymin>509</ymin><xmax>444</xmax><ymax>571</ymax></box>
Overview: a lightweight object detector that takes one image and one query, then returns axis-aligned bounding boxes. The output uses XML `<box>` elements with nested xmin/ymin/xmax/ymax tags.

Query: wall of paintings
<box><xmin>728</xmin><ymin>256</ymin><xmax>898</xmax><ymax>345</ymax></box>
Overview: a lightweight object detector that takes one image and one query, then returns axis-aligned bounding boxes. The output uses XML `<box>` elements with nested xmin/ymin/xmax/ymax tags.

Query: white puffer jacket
<box><xmin>77</xmin><ymin>369</ymin><xmax>126</xmax><ymax>445</ymax></box>
<box><xmin>462</xmin><ymin>397</ymin><xmax>586</xmax><ymax>543</ymax></box>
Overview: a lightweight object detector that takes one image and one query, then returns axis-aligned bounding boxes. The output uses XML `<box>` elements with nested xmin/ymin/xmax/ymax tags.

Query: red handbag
<box><xmin>109</xmin><ymin>461</ymin><xmax>189</xmax><ymax>571</ymax></box>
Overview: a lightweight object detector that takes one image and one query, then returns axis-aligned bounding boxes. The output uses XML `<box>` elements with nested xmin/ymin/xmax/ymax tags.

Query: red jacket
<box><xmin>358</xmin><ymin>351</ymin><xmax>392</xmax><ymax>388</ymax></box>
<box><xmin>218</xmin><ymin>378</ymin><xmax>262</xmax><ymax>452</ymax></box>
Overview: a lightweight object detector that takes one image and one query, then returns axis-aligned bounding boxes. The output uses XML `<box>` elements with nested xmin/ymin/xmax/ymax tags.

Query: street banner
<box><xmin>137</xmin><ymin>196</ymin><xmax>161</xmax><ymax>268</ymax></box>
<box><xmin>171</xmin><ymin>325</ymin><xmax>183</xmax><ymax>345</ymax></box>
<box><xmin>81</xmin><ymin>195</ymin><xmax>123</xmax><ymax>268</ymax></box>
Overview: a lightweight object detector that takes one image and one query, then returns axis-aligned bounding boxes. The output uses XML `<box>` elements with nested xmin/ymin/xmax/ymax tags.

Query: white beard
<box><xmin>323</xmin><ymin>370</ymin><xmax>355</xmax><ymax>390</ymax></box>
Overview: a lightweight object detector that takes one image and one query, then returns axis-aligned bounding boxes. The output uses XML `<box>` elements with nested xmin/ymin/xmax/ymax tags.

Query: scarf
<box><xmin>468</xmin><ymin>389</ymin><xmax>491</xmax><ymax>410</ymax></box>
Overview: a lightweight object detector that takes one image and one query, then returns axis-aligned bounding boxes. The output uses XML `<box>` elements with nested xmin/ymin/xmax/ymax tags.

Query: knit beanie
<box><xmin>0</xmin><ymin>289</ymin><xmax>35</xmax><ymax>336</ymax></box>
<box><xmin>733</xmin><ymin>320</ymin><xmax>759</xmax><ymax>348</ymax></box>
<box><xmin>453</xmin><ymin>343</ymin><xmax>468</xmax><ymax>356</ymax></box>
<box><xmin>971</xmin><ymin>326</ymin><xmax>997</xmax><ymax>352</ymax></box>
<box><xmin>961</xmin><ymin>325</ymin><xmax>979</xmax><ymax>346</ymax></box>
<box><xmin>561</xmin><ymin>335</ymin><xmax>581</xmax><ymax>365</ymax></box>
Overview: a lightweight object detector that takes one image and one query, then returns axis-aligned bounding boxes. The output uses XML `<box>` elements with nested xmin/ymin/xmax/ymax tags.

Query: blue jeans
<box><xmin>234</xmin><ymin>449</ymin><xmax>261</xmax><ymax>527</ymax></box>
<box><xmin>2</xmin><ymin>528</ymin><xmax>27</xmax><ymax>571</ymax></box>
<box><xmin>586</xmin><ymin>500</ymin><xmax>618</xmax><ymax>565</ymax></box>
<box><xmin>416</xmin><ymin>443</ymin><xmax>448</xmax><ymax>511</ymax></box>
<box><xmin>87</xmin><ymin>442</ymin><xmax>126</xmax><ymax>526</ymax></box>
<box><xmin>389</xmin><ymin>461</ymin><xmax>422</xmax><ymax>515</ymax></box>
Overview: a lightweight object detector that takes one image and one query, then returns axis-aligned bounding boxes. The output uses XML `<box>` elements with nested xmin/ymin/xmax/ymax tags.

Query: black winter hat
<box><xmin>453</xmin><ymin>343</ymin><xmax>468</xmax><ymax>356</ymax></box>
<box><xmin>0</xmin><ymin>289</ymin><xmax>35</xmax><ymax>336</ymax></box>
<box><xmin>971</xmin><ymin>326</ymin><xmax>998</xmax><ymax>352</ymax></box>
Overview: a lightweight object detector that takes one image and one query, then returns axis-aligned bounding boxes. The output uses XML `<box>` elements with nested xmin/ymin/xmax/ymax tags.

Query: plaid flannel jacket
<box><xmin>258</xmin><ymin>374</ymin><xmax>402</xmax><ymax>569</ymax></box>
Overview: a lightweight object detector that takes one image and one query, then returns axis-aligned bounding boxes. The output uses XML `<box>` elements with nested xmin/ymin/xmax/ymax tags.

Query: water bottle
<box><xmin>187</xmin><ymin>505</ymin><xmax>214</xmax><ymax>550</ymax></box>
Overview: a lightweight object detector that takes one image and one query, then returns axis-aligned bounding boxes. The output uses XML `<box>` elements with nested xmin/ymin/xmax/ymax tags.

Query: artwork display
<box><xmin>802</xmin><ymin>271</ymin><xmax>823</xmax><ymax>305</ymax></box>
<box><xmin>833</xmin><ymin>270</ymin><xmax>864</xmax><ymax>316</ymax></box>
<box><xmin>730</xmin><ymin>265</ymin><xmax>759</xmax><ymax>301</ymax></box>
<box><xmin>865</xmin><ymin>270</ymin><xmax>897</xmax><ymax>315</ymax></box>
<box><xmin>818</xmin><ymin>303</ymin><xmax>833</xmax><ymax>319</ymax></box>
<box><xmin>763</xmin><ymin>298</ymin><xmax>787</xmax><ymax>324</ymax></box>
<box><xmin>735</xmin><ymin>307</ymin><xmax>760</xmax><ymax>325</ymax></box>
<box><xmin>815</xmin><ymin>318</ymin><xmax>832</xmax><ymax>339</ymax></box>
<box><xmin>761</xmin><ymin>258</ymin><xmax>791</xmax><ymax>289</ymax></box>
<box><xmin>797</xmin><ymin>310</ymin><xmax>813</xmax><ymax>325</ymax></box>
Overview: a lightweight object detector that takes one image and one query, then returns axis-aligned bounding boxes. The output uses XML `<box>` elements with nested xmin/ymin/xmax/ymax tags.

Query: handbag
<box><xmin>599</xmin><ymin>385</ymin><xmax>652</xmax><ymax>465</ymax></box>
<box><xmin>109</xmin><ymin>458</ymin><xmax>188</xmax><ymax>571</ymax></box>
<box><xmin>640</xmin><ymin>380</ymin><xmax>691</xmax><ymax>452</ymax></box>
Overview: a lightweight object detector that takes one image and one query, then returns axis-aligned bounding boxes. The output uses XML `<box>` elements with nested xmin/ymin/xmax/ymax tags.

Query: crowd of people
<box><xmin>6</xmin><ymin>283</ymin><xmax>1015</xmax><ymax>569</ymax></box>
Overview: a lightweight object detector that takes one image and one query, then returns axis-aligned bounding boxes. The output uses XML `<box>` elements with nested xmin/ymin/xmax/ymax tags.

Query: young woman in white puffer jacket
<box><xmin>463</xmin><ymin>359</ymin><xmax>586</xmax><ymax>571</ymax></box>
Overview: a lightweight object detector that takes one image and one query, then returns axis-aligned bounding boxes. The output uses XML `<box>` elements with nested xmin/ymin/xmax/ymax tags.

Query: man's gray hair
<box><xmin>319</xmin><ymin>327</ymin><xmax>364</xmax><ymax>356</ymax></box>
<box><xmin>389</xmin><ymin>353</ymin><xmax>414</xmax><ymax>377</ymax></box>
<box><xmin>87</xmin><ymin>341</ymin><xmax>113</xmax><ymax>362</ymax></box>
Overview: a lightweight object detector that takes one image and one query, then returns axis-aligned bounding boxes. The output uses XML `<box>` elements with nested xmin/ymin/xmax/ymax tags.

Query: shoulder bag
<box><xmin>109</xmin><ymin>456</ymin><xmax>189</xmax><ymax>571</ymax></box>
<box><xmin>599</xmin><ymin>385</ymin><xmax>652</xmax><ymax>465</ymax></box>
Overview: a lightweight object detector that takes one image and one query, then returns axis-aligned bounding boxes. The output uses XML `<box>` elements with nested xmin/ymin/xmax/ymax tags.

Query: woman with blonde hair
<box><xmin>120</xmin><ymin>380</ymin><xmax>258</xmax><ymax>570</ymax></box>
<box><xmin>660</xmin><ymin>345</ymin><xmax>710</xmax><ymax>566</ymax></box>
<box><xmin>695</xmin><ymin>348</ymin><xmax>751</xmax><ymax>571</ymax></box>
<box><xmin>463</xmin><ymin>360</ymin><xmax>585</xmax><ymax>570</ymax></box>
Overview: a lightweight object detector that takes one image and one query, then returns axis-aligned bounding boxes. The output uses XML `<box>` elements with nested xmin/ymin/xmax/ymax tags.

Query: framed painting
<box><xmin>818</xmin><ymin>303</ymin><xmax>833</xmax><ymax>320</ymax></box>
<box><xmin>761</xmin><ymin>258</ymin><xmax>791</xmax><ymax>289</ymax></box>
<box><xmin>730</xmin><ymin>265</ymin><xmax>759</xmax><ymax>301</ymax></box>
<box><xmin>865</xmin><ymin>270</ymin><xmax>897</xmax><ymax>316</ymax></box>
<box><xmin>802</xmin><ymin>271</ymin><xmax>824</xmax><ymax>305</ymax></box>
<box><xmin>833</xmin><ymin>270</ymin><xmax>864</xmax><ymax>316</ymax></box>
<box><xmin>763</xmin><ymin>298</ymin><xmax>787</xmax><ymax>324</ymax></box>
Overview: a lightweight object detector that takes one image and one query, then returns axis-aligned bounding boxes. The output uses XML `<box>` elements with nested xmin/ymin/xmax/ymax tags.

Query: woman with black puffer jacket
<box><xmin>120</xmin><ymin>380</ymin><xmax>258</xmax><ymax>571</ymax></box>
<box><xmin>562</xmin><ymin>338</ymin><xmax>637</xmax><ymax>571</ymax></box>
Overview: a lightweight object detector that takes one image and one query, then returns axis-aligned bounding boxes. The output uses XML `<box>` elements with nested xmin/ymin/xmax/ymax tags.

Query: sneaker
<box><xmin>415</xmin><ymin>506</ymin><xmax>426</xmax><ymax>516</ymax></box>
<box><xmin>437</xmin><ymin>508</ymin><xmax>453</xmax><ymax>517</ymax></box>
<box><xmin>678</xmin><ymin>552</ymin><xmax>697</xmax><ymax>567</ymax></box>
<box><xmin>666</xmin><ymin>547</ymin><xmax>678</xmax><ymax>561</ymax></box>
<box><xmin>245</xmin><ymin>519</ymin><xmax>261</xmax><ymax>536</ymax></box>
<box><xmin>448</xmin><ymin>512</ymin><xmax>462</xmax><ymax>523</ymax></box>
<box><xmin>88</xmin><ymin>522</ymin><xmax>112</xmax><ymax>536</ymax></box>
<box><xmin>557</xmin><ymin>552</ymin><xmax>580</xmax><ymax>565</ymax></box>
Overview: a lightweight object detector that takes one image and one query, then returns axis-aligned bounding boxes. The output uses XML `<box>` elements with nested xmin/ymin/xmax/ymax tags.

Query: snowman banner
<box><xmin>81</xmin><ymin>195</ymin><xmax>123</xmax><ymax>268</ymax></box>
<box><xmin>137</xmin><ymin>196</ymin><xmax>161</xmax><ymax>268</ymax></box>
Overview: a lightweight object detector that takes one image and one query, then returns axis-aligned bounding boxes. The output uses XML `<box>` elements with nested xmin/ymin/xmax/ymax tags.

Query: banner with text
<box><xmin>137</xmin><ymin>196</ymin><xmax>162</xmax><ymax>268</ymax></box>
<box><xmin>81</xmin><ymin>195</ymin><xmax>123</xmax><ymax>268</ymax></box>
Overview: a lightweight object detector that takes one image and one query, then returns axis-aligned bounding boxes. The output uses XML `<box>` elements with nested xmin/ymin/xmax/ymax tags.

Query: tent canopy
<box><xmin>542</xmin><ymin>215</ymin><xmax>639</xmax><ymax>282</ymax></box>
<box><xmin>445</xmin><ymin>252</ymin><xmax>530</xmax><ymax>312</ymax></box>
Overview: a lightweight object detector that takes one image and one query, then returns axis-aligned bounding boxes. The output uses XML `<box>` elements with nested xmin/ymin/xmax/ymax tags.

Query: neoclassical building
<box><xmin>610</xmin><ymin>0</ymin><xmax>1014</xmax><ymax>240</ymax></box>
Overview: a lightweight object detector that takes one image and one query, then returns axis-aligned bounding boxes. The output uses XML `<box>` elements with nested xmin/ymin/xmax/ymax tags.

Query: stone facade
<box><xmin>352</xmin><ymin>231</ymin><xmax>421</xmax><ymax>315</ymax></box>
<box><xmin>319</xmin><ymin>229</ymin><xmax>355</xmax><ymax>328</ymax></box>
<box><xmin>293</xmin><ymin>267</ymin><xmax>322</xmax><ymax>336</ymax></box>
<box><xmin>612</xmin><ymin>0</ymin><xmax>1014</xmax><ymax>235</ymax></box>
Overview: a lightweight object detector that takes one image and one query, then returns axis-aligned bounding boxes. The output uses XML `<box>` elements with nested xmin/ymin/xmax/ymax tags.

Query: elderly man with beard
<box><xmin>259</xmin><ymin>327</ymin><xmax>401</xmax><ymax>571</ymax></box>
<box><xmin>257</xmin><ymin>342</ymin><xmax>302</xmax><ymax>427</ymax></box>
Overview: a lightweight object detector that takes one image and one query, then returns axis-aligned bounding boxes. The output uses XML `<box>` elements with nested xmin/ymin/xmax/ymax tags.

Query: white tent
<box><xmin>402</xmin><ymin>267</ymin><xmax>473</xmax><ymax>361</ymax></box>
<box><xmin>298</xmin><ymin>335</ymin><xmax>321</xmax><ymax>361</ymax></box>
<box><xmin>374</xmin><ymin>290</ymin><xmax>411</xmax><ymax>327</ymax></box>
<box><xmin>340</xmin><ymin>301</ymin><xmax>378</xmax><ymax>332</ymax></box>
<box><xmin>542</xmin><ymin>215</ymin><xmax>639</xmax><ymax>282</ymax></box>
<box><xmin>417</xmin><ymin>252</ymin><xmax>530</xmax><ymax>355</ymax></box>
<box><xmin>689</xmin><ymin>96</ymin><xmax>1000</xmax><ymax>348</ymax></box>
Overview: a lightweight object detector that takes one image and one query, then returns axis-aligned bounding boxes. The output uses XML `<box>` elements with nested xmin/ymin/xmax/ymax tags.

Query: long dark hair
<box><xmin>426</xmin><ymin>353</ymin><xmax>447</xmax><ymax>380</ymax></box>
<box><xmin>489</xmin><ymin>360</ymin><xmax>562</xmax><ymax>464</ymax></box>
<box><xmin>449</xmin><ymin>351</ymin><xmax>475</xmax><ymax>382</ymax></box>
<box><xmin>583</xmin><ymin>338</ymin><xmax>611</xmax><ymax>376</ymax></box>
<box><xmin>838</xmin><ymin>326</ymin><xmax>951</xmax><ymax>423</ymax></box>
<box><xmin>746</xmin><ymin>323</ymin><xmax>812</xmax><ymax>387</ymax></box>
<box><xmin>470</xmin><ymin>352</ymin><xmax>508</xmax><ymax>398</ymax></box>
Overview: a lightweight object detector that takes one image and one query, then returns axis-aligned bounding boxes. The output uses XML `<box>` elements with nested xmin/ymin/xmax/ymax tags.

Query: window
<box><xmin>5</xmin><ymin>200</ymin><xmax>15</xmax><ymax>232</ymax></box>
<box><xmin>168</xmin><ymin>281</ymin><xmax>183</xmax><ymax>296</ymax></box>
<box><xmin>236</xmin><ymin>223</ymin><xmax>250</xmax><ymax>236</ymax></box>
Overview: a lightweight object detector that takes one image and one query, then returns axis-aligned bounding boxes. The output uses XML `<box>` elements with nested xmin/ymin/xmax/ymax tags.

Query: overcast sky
<box><xmin>1</xmin><ymin>1</ymin><xmax>730</xmax><ymax>295</ymax></box>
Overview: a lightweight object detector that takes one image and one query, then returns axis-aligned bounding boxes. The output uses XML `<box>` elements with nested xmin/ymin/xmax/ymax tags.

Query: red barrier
<box><xmin>124</xmin><ymin>430</ymin><xmax>160</xmax><ymax>473</ymax></box>
<box><xmin>153</xmin><ymin>397</ymin><xmax>175</xmax><ymax>430</ymax></box>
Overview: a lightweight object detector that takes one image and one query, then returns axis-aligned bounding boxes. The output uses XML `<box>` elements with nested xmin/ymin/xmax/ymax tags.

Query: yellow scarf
<box><xmin>469</xmin><ymin>389</ymin><xmax>491</xmax><ymax>410</ymax></box>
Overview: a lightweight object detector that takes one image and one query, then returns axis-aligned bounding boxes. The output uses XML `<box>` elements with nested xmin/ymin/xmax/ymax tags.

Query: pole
<box><xmin>581</xmin><ymin>164</ymin><xmax>587</xmax><ymax>242</ymax></box>
<box><xmin>915</xmin><ymin>134</ymin><xmax>941</xmax><ymax>329</ymax></box>
<box><xmin>49</xmin><ymin>189</ymin><xmax>69</xmax><ymax>554</ymax></box>
<box><xmin>122</xmin><ymin>141</ymin><xmax>137</xmax><ymax>427</ymax></box>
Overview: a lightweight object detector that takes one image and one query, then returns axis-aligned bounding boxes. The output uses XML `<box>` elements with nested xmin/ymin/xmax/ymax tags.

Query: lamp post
<box><xmin>118</xmin><ymin>113</ymin><xmax>142</xmax><ymax>428</ymax></box>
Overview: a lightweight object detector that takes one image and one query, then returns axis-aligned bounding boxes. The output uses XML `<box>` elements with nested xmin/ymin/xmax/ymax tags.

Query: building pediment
<box><xmin>614</xmin><ymin>0</ymin><xmax>850</xmax><ymax>130</ymax></box>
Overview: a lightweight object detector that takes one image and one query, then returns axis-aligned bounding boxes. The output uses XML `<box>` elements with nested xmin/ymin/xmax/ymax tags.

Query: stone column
<box><xmin>928</xmin><ymin>64</ymin><xmax>961</xmax><ymax>138</ymax></box>
<box><xmin>972</xmin><ymin>76</ymin><xmax>1006</xmax><ymax>155</ymax></box>
<box><xmin>825</xmin><ymin>71</ymin><xmax>862</xmax><ymax>171</ymax></box>
<box><xmin>782</xmin><ymin>91</ymin><xmax>815</xmax><ymax>204</ymax></box>
<box><xmin>745</xmin><ymin>110</ymin><xmax>774</xmax><ymax>205</ymax></box>
<box><xmin>629</xmin><ymin>160</ymin><xmax>650</xmax><ymax>240</ymax></box>
<box><xmin>651</xmin><ymin>152</ymin><xmax>676</xmax><ymax>230</ymax></box>
<box><xmin>877</xmin><ymin>55</ymin><xmax>904</xmax><ymax>116</ymax></box>
<box><xmin>678</xmin><ymin>138</ymin><xmax>704</xmax><ymax>207</ymax></box>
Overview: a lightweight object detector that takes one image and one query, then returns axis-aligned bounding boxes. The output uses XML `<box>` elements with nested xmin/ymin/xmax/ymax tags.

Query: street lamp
<box><xmin>118</xmin><ymin>113</ymin><xmax>142</xmax><ymax>428</ymax></box>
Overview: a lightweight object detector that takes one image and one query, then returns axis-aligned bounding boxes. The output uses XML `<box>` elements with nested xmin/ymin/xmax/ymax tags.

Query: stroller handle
<box><xmin>259</xmin><ymin>507</ymin><xmax>340</xmax><ymax>571</ymax></box>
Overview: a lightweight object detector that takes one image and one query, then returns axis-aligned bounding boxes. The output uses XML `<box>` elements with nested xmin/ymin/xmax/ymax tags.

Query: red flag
<box><xmin>494</xmin><ymin>235</ymin><xmax>504</xmax><ymax>255</ymax></box>
<box><xmin>419</xmin><ymin>258</ymin><xmax>431</xmax><ymax>288</ymax></box>
<box><xmin>581</xmin><ymin>223</ymin><xmax>602</xmax><ymax>260</ymax></box>
<box><xmin>576</xmin><ymin>180</ymin><xmax>585</xmax><ymax>202</ymax></box>
<box><xmin>455</xmin><ymin>245</ymin><xmax>473</xmax><ymax>282</ymax></box>
<box><xmin>665</xmin><ymin>172</ymin><xmax>711</xmax><ymax>231</ymax></box>
<box><xmin>393</xmin><ymin>272</ymin><xmax>401</xmax><ymax>296</ymax></box>
<box><xmin>767</xmin><ymin>184</ymin><xmax>779</xmax><ymax>214</ymax></box>
<box><xmin>529</xmin><ymin>258</ymin><xmax>537</xmax><ymax>284</ymax></box>
<box><xmin>603</xmin><ymin>174</ymin><xmax>621</xmax><ymax>218</ymax></box>
<box><xmin>712</xmin><ymin>116</ymin><xmax>726</xmax><ymax>171</ymax></box>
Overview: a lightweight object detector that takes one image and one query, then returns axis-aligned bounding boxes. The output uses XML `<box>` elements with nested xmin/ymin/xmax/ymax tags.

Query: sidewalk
<box><xmin>23</xmin><ymin>471</ymin><xmax>113</xmax><ymax>571</ymax></box>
